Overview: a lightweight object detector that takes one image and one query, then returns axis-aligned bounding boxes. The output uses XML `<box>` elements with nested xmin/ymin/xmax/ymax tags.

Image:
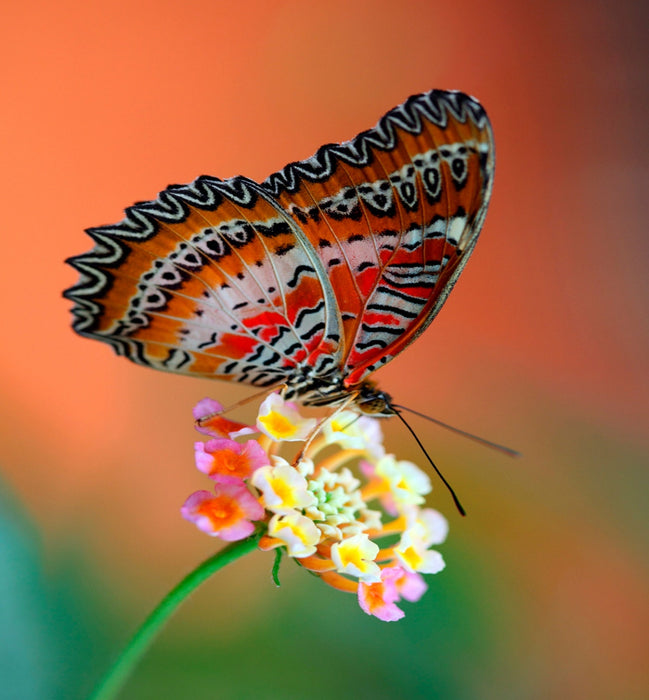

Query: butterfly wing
<box><xmin>263</xmin><ymin>90</ymin><xmax>494</xmax><ymax>387</ymax></box>
<box><xmin>65</xmin><ymin>176</ymin><xmax>342</xmax><ymax>387</ymax></box>
<box><xmin>66</xmin><ymin>89</ymin><xmax>493</xmax><ymax>398</ymax></box>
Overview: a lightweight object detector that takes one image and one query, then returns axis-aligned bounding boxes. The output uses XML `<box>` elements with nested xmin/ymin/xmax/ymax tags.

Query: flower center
<box><xmin>197</xmin><ymin>496</ymin><xmax>242</xmax><ymax>528</ymax></box>
<box><xmin>258</xmin><ymin>410</ymin><xmax>297</xmax><ymax>439</ymax></box>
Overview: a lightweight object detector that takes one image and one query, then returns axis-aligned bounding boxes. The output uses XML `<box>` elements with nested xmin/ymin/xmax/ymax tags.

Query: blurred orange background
<box><xmin>2</xmin><ymin>1</ymin><xmax>647</xmax><ymax>698</ymax></box>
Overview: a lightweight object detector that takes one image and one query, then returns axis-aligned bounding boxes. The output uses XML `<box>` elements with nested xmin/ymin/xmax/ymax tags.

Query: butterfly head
<box><xmin>353</xmin><ymin>382</ymin><xmax>396</xmax><ymax>417</ymax></box>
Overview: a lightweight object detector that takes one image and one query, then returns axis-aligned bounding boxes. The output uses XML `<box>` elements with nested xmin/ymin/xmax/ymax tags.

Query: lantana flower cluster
<box><xmin>181</xmin><ymin>393</ymin><xmax>449</xmax><ymax>621</ymax></box>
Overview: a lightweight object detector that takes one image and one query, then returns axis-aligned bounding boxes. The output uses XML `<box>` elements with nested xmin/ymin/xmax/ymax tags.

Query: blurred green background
<box><xmin>1</xmin><ymin>1</ymin><xmax>647</xmax><ymax>698</ymax></box>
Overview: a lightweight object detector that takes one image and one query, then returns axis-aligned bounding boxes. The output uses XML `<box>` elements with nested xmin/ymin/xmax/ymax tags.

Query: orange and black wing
<box><xmin>65</xmin><ymin>90</ymin><xmax>494</xmax><ymax>400</ymax></box>
<box><xmin>65</xmin><ymin>177</ymin><xmax>342</xmax><ymax>387</ymax></box>
<box><xmin>263</xmin><ymin>89</ymin><xmax>494</xmax><ymax>387</ymax></box>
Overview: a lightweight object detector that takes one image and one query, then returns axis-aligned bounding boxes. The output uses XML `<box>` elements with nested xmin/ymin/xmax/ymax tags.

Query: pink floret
<box><xmin>194</xmin><ymin>438</ymin><xmax>269</xmax><ymax>482</ymax></box>
<box><xmin>358</xmin><ymin>567</ymin><xmax>406</xmax><ymax>622</ymax></box>
<box><xmin>181</xmin><ymin>483</ymin><xmax>264</xmax><ymax>541</ymax></box>
<box><xmin>193</xmin><ymin>397</ymin><xmax>225</xmax><ymax>421</ymax></box>
<box><xmin>193</xmin><ymin>398</ymin><xmax>256</xmax><ymax>439</ymax></box>
<box><xmin>393</xmin><ymin>567</ymin><xmax>428</xmax><ymax>602</ymax></box>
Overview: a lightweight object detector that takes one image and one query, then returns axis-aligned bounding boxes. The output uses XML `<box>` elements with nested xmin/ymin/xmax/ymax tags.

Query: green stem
<box><xmin>89</xmin><ymin>532</ymin><xmax>263</xmax><ymax>700</ymax></box>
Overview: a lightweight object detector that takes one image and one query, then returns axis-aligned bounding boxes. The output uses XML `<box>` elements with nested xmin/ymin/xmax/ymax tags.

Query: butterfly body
<box><xmin>65</xmin><ymin>90</ymin><xmax>494</xmax><ymax>412</ymax></box>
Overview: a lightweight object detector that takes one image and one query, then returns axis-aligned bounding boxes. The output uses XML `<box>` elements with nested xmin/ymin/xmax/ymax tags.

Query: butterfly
<box><xmin>65</xmin><ymin>89</ymin><xmax>494</xmax><ymax>417</ymax></box>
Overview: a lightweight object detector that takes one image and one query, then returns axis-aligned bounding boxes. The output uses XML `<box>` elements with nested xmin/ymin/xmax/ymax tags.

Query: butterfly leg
<box><xmin>291</xmin><ymin>393</ymin><xmax>359</xmax><ymax>467</ymax></box>
<box><xmin>194</xmin><ymin>384</ymin><xmax>287</xmax><ymax>430</ymax></box>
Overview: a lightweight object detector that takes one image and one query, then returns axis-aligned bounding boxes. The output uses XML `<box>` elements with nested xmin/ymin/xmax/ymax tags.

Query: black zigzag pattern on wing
<box><xmin>64</xmin><ymin>176</ymin><xmax>265</xmax><ymax>338</ymax></box>
<box><xmin>262</xmin><ymin>90</ymin><xmax>489</xmax><ymax>196</ymax></box>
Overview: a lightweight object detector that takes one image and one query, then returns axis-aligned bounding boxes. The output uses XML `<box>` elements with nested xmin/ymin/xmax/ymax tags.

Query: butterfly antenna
<box><xmin>393</xmin><ymin>408</ymin><xmax>466</xmax><ymax>517</ymax></box>
<box><xmin>392</xmin><ymin>404</ymin><xmax>520</xmax><ymax>458</ymax></box>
